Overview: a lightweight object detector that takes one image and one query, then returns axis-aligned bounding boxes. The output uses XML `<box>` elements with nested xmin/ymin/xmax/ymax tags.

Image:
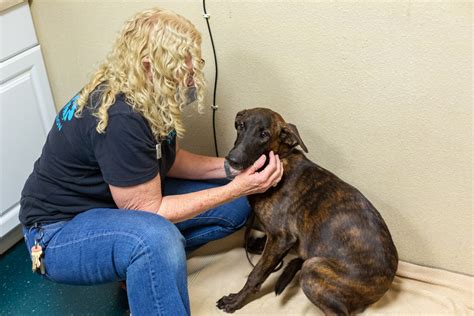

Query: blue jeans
<box><xmin>22</xmin><ymin>178</ymin><xmax>251</xmax><ymax>316</ymax></box>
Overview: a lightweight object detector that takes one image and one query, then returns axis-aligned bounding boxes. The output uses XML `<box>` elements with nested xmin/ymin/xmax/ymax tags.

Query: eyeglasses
<box><xmin>186</xmin><ymin>59</ymin><xmax>205</xmax><ymax>87</ymax></box>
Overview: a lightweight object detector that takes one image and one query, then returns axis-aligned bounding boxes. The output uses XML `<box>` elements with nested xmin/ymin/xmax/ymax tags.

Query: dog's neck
<box><xmin>278</xmin><ymin>146</ymin><xmax>297</xmax><ymax>159</ymax></box>
<box><xmin>257</xmin><ymin>147</ymin><xmax>300</xmax><ymax>173</ymax></box>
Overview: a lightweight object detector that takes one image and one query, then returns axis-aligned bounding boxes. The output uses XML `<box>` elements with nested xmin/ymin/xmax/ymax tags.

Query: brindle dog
<box><xmin>217</xmin><ymin>108</ymin><xmax>398</xmax><ymax>315</ymax></box>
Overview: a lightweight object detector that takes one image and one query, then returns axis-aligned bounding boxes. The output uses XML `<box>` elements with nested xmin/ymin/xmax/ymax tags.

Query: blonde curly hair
<box><xmin>75</xmin><ymin>7</ymin><xmax>206</xmax><ymax>140</ymax></box>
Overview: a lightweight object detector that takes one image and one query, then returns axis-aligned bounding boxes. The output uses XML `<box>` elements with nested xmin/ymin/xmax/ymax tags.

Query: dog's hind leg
<box><xmin>246</xmin><ymin>235</ymin><xmax>267</xmax><ymax>254</ymax></box>
<box><xmin>244</xmin><ymin>213</ymin><xmax>266</xmax><ymax>255</ymax></box>
<box><xmin>275</xmin><ymin>258</ymin><xmax>304</xmax><ymax>295</ymax></box>
<box><xmin>299</xmin><ymin>257</ymin><xmax>350</xmax><ymax>316</ymax></box>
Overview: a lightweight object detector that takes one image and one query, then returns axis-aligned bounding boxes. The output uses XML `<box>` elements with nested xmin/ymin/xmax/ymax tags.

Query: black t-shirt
<box><xmin>19</xmin><ymin>90</ymin><xmax>176</xmax><ymax>226</ymax></box>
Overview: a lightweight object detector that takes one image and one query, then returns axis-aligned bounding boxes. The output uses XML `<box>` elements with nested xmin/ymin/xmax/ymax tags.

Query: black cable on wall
<box><xmin>202</xmin><ymin>0</ymin><xmax>220</xmax><ymax>157</ymax></box>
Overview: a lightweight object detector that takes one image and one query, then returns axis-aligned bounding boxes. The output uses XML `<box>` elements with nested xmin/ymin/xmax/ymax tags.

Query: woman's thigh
<box><xmin>25</xmin><ymin>208</ymin><xmax>186</xmax><ymax>285</ymax></box>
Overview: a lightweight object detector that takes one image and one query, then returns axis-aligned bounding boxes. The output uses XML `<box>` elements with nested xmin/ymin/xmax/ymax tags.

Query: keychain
<box><xmin>31</xmin><ymin>241</ymin><xmax>43</xmax><ymax>273</ymax></box>
<box><xmin>30</xmin><ymin>224</ymin><xmax>46</xmax><ymax>274</ymax></box>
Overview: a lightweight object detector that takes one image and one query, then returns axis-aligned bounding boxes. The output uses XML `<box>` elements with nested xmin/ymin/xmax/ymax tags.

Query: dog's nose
<box><xmin>226</xmin><ymin>155</ymin><xmax>240</xmax><ymax>166</ymax></box>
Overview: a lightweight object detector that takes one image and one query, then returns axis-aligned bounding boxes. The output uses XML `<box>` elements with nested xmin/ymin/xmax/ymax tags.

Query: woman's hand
<box><xmin>228</xmin><ymin>151</ymin><xmax>284</xmax><ymax>197</ymax></box>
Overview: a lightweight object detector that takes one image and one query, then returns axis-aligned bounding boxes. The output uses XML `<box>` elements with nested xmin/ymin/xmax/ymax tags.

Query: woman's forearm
<box><xmin>111</xmin><ymin>172</ymin><xmax>241</xmax><ymax>222</ymax></box>
<box><xmin>115</xmin><ymin>152</ymin><xmax>281</xmax><ymax>223</ymax></box>
<box><xmin>157</xmin><ymin>182</ymin><xmax>240</xmax><ymax>222</ymax></box>
<box><xmin>168</xmin><ymin>149</ymin><xmax>227</xmax><ymax>179</ymax></box>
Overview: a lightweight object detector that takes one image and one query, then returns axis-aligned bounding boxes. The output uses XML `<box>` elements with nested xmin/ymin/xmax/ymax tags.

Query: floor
<box><xmin>0</xmin><ymin>240</ymin><xmax>129</xmax><ymax>315</ymax></box>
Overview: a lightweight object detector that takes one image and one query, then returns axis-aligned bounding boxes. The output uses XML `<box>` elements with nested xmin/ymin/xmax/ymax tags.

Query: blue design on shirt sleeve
<box><xmin>56</xmin><ymin>94</ymin><xmax>80</xmax><ymax>131</ymax></box>
<box><xmin>62</xmin><ymin>94</ymin><xmax>79</xmax><ymax>121</ymax></box>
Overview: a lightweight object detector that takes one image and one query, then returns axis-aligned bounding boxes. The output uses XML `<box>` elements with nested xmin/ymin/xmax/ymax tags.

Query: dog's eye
<box><xmin>236</xmin><ymin>122</ymin><xmax>245</xmax><ymax>131</ymax></box>
<box><xmin>260</xmin><ymin>131</ymin><xmax>270</xmax><ymax>139</ymax></box>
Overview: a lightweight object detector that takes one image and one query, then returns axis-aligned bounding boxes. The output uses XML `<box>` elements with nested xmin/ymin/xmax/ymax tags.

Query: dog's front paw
<box><xmin>216</xmin><ymin>293</ymin><xmax>244</xmax><ymax>313</ymax></box>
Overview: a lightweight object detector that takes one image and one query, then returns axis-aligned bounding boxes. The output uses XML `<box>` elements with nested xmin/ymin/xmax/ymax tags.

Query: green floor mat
<box><xmin>0</xmin><ymin>240</ymin><xmax>128</xmax><ymax>315</ymax></box>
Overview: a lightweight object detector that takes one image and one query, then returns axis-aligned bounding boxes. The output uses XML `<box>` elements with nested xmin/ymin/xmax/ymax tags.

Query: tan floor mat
<box><xmin>187</xmin><ymin>230</ymin><xmax>473</xmax><ymax>315</ymax></box>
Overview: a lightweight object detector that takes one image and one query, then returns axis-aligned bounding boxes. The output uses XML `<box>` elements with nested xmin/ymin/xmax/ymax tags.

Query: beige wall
<box><xmin>30</xmin><ymin>1</ymin><xmax>472</xmax><ymax>275</ymax></box>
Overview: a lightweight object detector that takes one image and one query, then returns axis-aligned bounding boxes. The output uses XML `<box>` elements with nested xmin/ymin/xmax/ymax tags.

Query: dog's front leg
<box><xmin>217</xmin><ymin>236</ymin><xmax>295</xmax><ymax>313</ymax></box>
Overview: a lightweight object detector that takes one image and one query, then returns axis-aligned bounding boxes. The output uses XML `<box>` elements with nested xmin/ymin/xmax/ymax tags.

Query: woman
<box><xmin>20</xmin><ymin>8</ymin><xmax>282</xmax><ymax>315</ymax></box>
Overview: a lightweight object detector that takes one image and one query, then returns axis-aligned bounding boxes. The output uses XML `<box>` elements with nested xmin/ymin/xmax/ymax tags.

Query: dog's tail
<box><xmin>275</xmin><ymin>258</ymin><xmax>304</xmax><ymax>295</ymax></box>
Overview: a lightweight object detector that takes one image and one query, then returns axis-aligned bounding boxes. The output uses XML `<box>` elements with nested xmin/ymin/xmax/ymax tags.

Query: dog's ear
<box><xmin>280</xmin><ymin>123</ymin><xmax>308</xmax><ymax>153</ymax></box>
<box><xmin>235</xmin><ymin>109</ymin><xmax>247</xmax><ymax>120</ymax></box>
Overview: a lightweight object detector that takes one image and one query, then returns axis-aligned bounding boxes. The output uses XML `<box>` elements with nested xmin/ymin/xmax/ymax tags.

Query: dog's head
<box><xmin>226</xmin><ymin>108</ymin><xmax>308</xmax><ymax>170</ymax></box>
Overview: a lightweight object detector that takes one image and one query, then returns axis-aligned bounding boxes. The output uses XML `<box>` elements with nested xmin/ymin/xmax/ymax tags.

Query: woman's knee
<box><xmin>221</xmin><ymin>197</ymin><xmax>252</xmax><ymax>231</ymax></box>
<box><xmin>127</xmin><ymin>211</ymin><xmax>186</xmax><ymax>264</ymax></box>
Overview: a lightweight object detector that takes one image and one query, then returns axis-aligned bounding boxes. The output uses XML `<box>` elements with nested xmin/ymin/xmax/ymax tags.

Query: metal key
<box><xmin>39</xmin><ymin>258</ymin><xmax>46</xmax><ymax>275</ymax></box>
<box><xmin>31</xmin><ymin>244</ymin><xmax>43</xmax><ymax>273</ymax></box>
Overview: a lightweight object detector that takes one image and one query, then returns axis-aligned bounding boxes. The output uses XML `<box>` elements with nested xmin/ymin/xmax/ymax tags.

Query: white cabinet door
<box><xmin>0</xmin><ymin>2</ymin><xmax>38</xmax><ymax>62</ymax></box>
<box><xmin>0</xmin><ymin>45</ymin><xmax>56</xmax><ymax>236</ymax></box>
